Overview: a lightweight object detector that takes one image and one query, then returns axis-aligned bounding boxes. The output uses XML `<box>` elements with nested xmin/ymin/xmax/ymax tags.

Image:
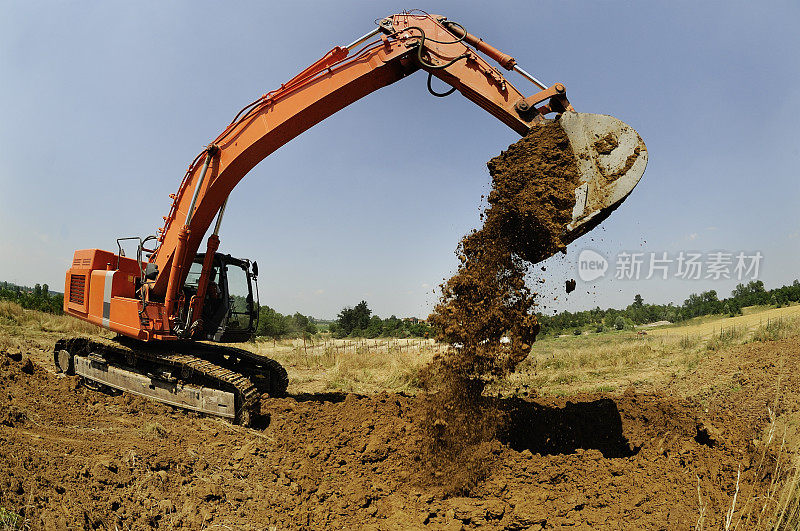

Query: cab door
<box><xmin>220</xmin><ymin>260</ymin><xmax>256</xmax><ymax>342</ymax></box>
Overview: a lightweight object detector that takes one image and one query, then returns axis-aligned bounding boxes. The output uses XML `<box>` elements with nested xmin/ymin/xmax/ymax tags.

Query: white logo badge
<box><xmin>578</xmin><ymin>249</ymin><xmax>608</xmax><ymax>282</ymax></box>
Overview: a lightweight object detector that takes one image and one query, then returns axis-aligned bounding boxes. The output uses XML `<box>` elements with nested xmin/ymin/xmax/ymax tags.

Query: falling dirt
<box><xmin>485</xmin><ymin>119</ymin><xmax>583</xmax><ymax>265</ymax></box>
<box><xmin>2</xmin><ymin>338</ymin><xmax>796</xmax><ymax>529</ymax></box>
<box><xmin>423</xmin><ymin>119</ymin><xmax>582</xmax><ymax>493</ymax></box>
<box><xmin>429</xmin><ymin>119</ymin><xmax>582</xmax><ymax>376</ymax></box>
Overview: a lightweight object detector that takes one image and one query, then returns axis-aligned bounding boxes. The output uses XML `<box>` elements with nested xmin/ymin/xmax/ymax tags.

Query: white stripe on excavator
<box><xmin>102</xmin><ymin>270</ymin><xmax>114</xmax><ymax>328</ymax></box>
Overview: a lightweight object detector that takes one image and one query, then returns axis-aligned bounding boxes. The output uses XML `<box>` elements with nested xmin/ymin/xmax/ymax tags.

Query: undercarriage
<box><xmin>54</xmin><ymin>337</ymin><xmax>287</xmax><ymax>427</ymax></box>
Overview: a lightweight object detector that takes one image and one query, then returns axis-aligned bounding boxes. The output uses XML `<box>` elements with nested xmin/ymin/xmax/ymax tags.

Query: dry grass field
<box><xmin>224</xmin><ymin>303</ymin><xmax>800</xmax><ymax>401</ymax></box>
<box><xmin>502</xmin><ymin>304</ymin><xmax>800</xmax><ymax>398</ymax></box>
<box><xmin>6</xmin><ymin>297</ymin><xmax>796</xmax><ymax>399</ymax></box>
<box><xmin>0</xmin><ymin>300</ymin><xmax>110</xmax><ymax>353</ymax></box>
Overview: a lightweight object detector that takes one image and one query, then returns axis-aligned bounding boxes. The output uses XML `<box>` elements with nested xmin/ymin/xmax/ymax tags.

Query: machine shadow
<box><xmin>495</xmin><ymin>397</ymin><xmax>639</xmax><ymax>458</ymax></box>
<box><xmin>288</xmin><ymin>392</ymin><xmax>351</xmax><ymax>404</ymax></box>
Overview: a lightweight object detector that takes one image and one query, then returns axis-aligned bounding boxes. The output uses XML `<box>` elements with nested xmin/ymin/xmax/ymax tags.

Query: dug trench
<box><xmin>0</xmin><ymin>345</ymin><xmax>783</xmax><ymax>529</ymax></box>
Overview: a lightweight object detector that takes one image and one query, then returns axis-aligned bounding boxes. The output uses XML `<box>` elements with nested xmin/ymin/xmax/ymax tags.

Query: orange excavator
<box><xmin>54</xmin><ymin>12</ymin><xmax>647</xmax><ymax>425</ymax></box>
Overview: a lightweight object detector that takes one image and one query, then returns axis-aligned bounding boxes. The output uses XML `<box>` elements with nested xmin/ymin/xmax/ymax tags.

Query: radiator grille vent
<box><xmin>69</xmin><ymin>275</ymin><xmax>85</xmax><ymax>305</ymax></box>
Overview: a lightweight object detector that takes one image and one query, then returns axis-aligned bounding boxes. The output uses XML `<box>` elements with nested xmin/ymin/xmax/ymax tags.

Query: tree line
<box><xmin>6</xmin><ymin>276</ymin><xmax>796</xmax><ymax>341</ymax></box>
<box><xmin>0</xmin><ymin>281</ymin><xmax>64</xmax><ymax>314</ymax></box>
<box><xmin>256</xmin><ymin>306</ymin><xmax>318</xmax><ymax>340</ymax></box>
<box><xmin>254</xmin><ymin>301</ymin><xmax>431</xmax><ymax>340</ymax></box>
<box><xmin>328</xmin><ymin>300</ymin><xmax>431</xmax><ymax>339</ymax></box>
<box><xmin>537</xmin><ymin>280</ymin><xmax>800</xmax><ymax>336</ymax></box>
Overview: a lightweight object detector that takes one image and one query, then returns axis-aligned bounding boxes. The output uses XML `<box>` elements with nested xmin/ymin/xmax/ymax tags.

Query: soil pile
<box><xmin>1</xmin><ymin>340</ymin><xmax>791</xmax><ymax>529</ymax></box>
<box><xmin>424</xmin><ymin>120</ymin><xmax>581</xmax><ymax>491</ymax></box>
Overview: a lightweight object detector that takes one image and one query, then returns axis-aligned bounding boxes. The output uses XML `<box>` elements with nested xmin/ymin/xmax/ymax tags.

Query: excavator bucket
<box><xmin>559</xmin><ymin>112</ymin><xmax>648</xmax><ymax>243</ymax></box>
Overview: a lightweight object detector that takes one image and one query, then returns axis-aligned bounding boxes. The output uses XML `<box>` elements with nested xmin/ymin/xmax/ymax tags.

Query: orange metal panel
<box><xmin>108</xmin><ymin>297</ymin><xmax>149</xmax><ymax>339</ymax></box>
<box><xmin>87</xmin><ymin>270</ymin><xmax>109</xmax><ymax>325</ymax></box>
<box><xmin>65</xmin><ymin>270</ymin><xmax>89</xmax><ymax>314</ymax></box>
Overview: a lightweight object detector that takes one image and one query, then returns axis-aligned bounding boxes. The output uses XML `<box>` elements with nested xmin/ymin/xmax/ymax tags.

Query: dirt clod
<box><xmin>593</xmin><ymin>132</ymin><xmax>619</xmax><ymax>155</ymax></box>
<box><xmin>565</xmin><ymin>279</ymin><xmax>576</xmax><ymax>293</ymax></box>
<box><xmin>21</xmin><ymin>357</ymin><xmax>34</xmax><ymax>374</ymax></box>
<box><xmin>1</xmin><ymin>406</ymin><xmax>27</xmax><ymax>428</ymax></box>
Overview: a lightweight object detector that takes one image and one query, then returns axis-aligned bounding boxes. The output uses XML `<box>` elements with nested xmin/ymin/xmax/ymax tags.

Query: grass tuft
<box><xmin>0</xmin><ymin>507</ymin><xmax>26</xmax><ymax>531</ymax></box>
<box><xmin>707</xmin><ymin>326</ymin><xmax>746</xmax><ymax>351</ymax></box>
<box><xmin>750</xmin><ymin>317</ymin><xmax>799</xmax><ymax>343</ymax></box>
<box><xmin>141</xmin><ymin>421</ymin><xmax>168</xmax><ymax>439</ymax></box>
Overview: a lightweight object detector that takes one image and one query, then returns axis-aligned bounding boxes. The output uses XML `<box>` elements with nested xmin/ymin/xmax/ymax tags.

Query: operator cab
<box><xmin>182</xmin><ymin>253</ymin><xmax>259</xmax><ymax>342</ymax></box>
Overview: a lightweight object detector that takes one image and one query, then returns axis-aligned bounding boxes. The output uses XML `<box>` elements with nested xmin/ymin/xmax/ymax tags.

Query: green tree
<box><xmin>366</xmin><ymin>315</ymin><xmax>383</xmax><ymax>338</ymax></box>
<box><xmin>257</xmin><ymin>306</ymin><xmax>286</xmax><ymax>341</ymax></box>
<box><xmin>293</xmin><ymin>312</ymin><xmax>309</xmax><ymax>332</ymax></box>
<box><xmin>292</xmin><ymin>312</ymin><xmax>317</xmax><ymax>335</ymax></box>
<box><xmin>335</xmin><ymin>300</ymin><xmax>371</xmax><ymax>337</ymax></box>
<box><xmin>382</xmin><ymin>315</ymin><xmax>402</xmax><ymax>336</ymax></box>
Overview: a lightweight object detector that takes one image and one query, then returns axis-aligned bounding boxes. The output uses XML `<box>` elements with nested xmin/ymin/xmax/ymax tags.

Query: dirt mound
<box><xmin>1</xmin><ymin>341</ymin><xmax>787</xmax><ymax>530</ymax></box>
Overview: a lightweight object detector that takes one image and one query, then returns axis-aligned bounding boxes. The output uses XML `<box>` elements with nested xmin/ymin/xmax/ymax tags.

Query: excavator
<box><xmin>53</xmin><ymin>12</ymin><xmax>648</xmax><ymax>426</ymax></box>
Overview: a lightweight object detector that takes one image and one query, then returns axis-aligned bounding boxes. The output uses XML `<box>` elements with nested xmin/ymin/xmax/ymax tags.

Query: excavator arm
<box><xmin>63</xmin><ymin>12</ymin><xmax>647</xmax><ymax>341</ymax></box>
<box><xmin>151</xmin><ymin>15</ymin><xmax>570</xmax><ymax>298</ymax></box>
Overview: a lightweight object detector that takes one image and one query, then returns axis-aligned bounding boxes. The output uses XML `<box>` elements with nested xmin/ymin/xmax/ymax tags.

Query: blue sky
<box><xmin>1</xmin><ymin>1</ymin><xmax>798</xmax><ymax>319</ymax></box>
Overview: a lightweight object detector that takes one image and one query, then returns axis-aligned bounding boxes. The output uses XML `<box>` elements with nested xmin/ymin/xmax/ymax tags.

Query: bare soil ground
<box><xmin>2</xmin><ymin>320</ymin><xmax>800</xmax><ymax>529</ymax></box>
